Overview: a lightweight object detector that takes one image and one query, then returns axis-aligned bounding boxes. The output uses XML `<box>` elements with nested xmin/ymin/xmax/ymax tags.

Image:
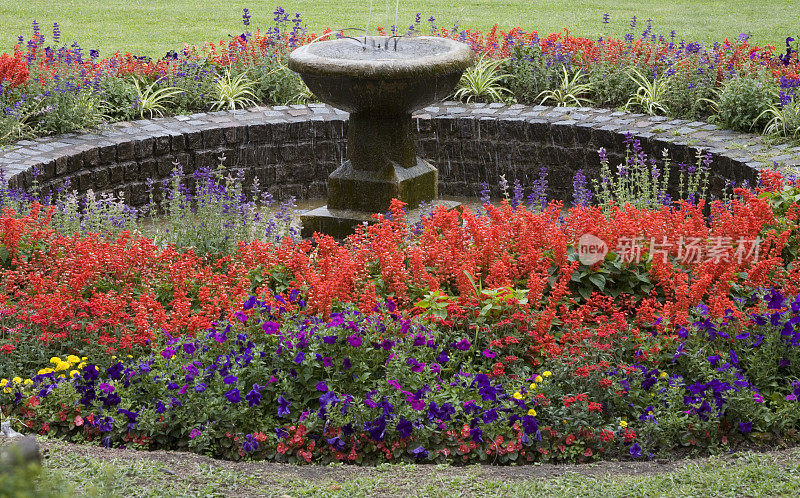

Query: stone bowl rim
<box><xmin>287</xmin><ymin>35</ymin><xmax>475</xmax><ymax>79</ymax></box>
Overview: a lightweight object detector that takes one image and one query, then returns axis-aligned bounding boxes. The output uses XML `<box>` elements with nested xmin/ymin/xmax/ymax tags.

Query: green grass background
<box><xmin>0</xmin><ymin>1</ymin><xmax>797</xmax><ymax>59</ymax></box>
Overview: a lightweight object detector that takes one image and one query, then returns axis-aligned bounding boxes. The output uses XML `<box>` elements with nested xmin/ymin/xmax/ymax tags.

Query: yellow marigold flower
<box><xmin>513</xmin><ymin>392</ymin><xmax>524</xmax><ymax>400</ymax></box>
<box><xmin>12</xmin><ymin>377</ymin><xmax>21</xmax><ymax>384</ymax></box>
<box><xmin>0</xmin><ymin>379</ymin><xmax>7</xmax><ymax>387</ymax></box>
<box><xmin>126</xmin><ymin>355</ymin><xmax>132</xmax><ymax>358</ymax></box>
<box><xmin>77</xmin><ymin>363</ymin><xmax>86</xmax><ymax>369</ymax></box>
<box><xmin>69</xmin><ymin>370</ymin><xmax>79</xmax><ymax>378</ymax></box>
<box><xmin>55</xmin><ymin>361</ymin><xmax>70</xmax><ymax>371</ymax></box>
<box><xmin>619</xmin><ymin>420</ymin><xmax>628</xmax><ymax>428</ymax></box>
<box><xmin>23</xmin><ymin>379</ymin><xmax>33</xmax><ymax>385</ymax></box>
<box><xmin>527</xmin><ymin>409</ymin><xmax>537</xmax><ymax>417</ymax></box>
<box><xmin>2</xmin><ymin>387</ymin><xmax>11</xmax><ymax>394</ymax></box>
<box><xmin>534</xmin><ymin>375</ymin><xmax>543</xmax><ymax>383</ymax></box>
<box><xmin>37</xmin><ymin>368</ymin><xmax>54</xmax><ymax>375</ymax></box>
<box><xmin>81</xmin><ymin>357</ymin><xmax>87</xmax><ymax>361</ymax></box>
<box><xmin>50</xmin><ymin>357</ymin><xmax>61</xmax><ymax>364</ymax></box>
<box><xmin>529</xmin><ymin>383</ymin><xmax>537</xmax><ymax>390</ymax></box>
<box><xmin>542</xmin><ymin>371</ymin><xmax>552</xmax><ymax>377</ymax></box>
<box><xmin>659</xmin><ymin>372</ymin><xmax>668</xmax><ymax>378</ymax></box>
<box><xmin>58</xmin><ymin>374</ymin><xmax>65</xmax><ymax>379</ymax></box>
<box><xmin>67</xmin><ymin>355</ymin><xmax>81</xmax><ymax>364</ymax></box>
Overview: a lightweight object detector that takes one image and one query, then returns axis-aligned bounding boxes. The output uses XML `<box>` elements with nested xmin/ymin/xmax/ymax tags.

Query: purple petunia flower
<box><xmin>316</xmin><ymin>381</ymin><xmax>328</xmax><ymax>392</ymax></box>
<box><xmin>223</xmin><ymin>375</ymin><xmax>237</xmax><ymax>385</ymax></box>
<box><xmin>224</xmin><ymin>388</ymin><xmax>241</xmax><ymax>403</ymax></box>
<box><xmin>242</xmin><ymin>434</ymin><xmax>258</xmax><ymax>453</ymax></box>
<box><xmin>294</xmin><ymin>352</ymin><xmax>305</xmax><ymax>364</ymax></box>
<box><xmin>452</xmin><ymin>339</ymin><xmax>471</xmax><ymax>351</ymax></box>
<box><xmin>278</xmin><ymin>395</ymin><xmax>291</xmax><ymax>417</ymax></box>
<box><xmin>411</xmin><ymin>445</ymin><xmax>428</xmax><ymax>459</ymax></box>
<box><xmin>262</xmin><ymin>321</ymin><xmax>280</xmax><ymax>335</ymax></box>
<box><xmin>630</xmin><ymin>442</ymin><xmax>642</xmax><ymax>458</ymax></box>
<box><xmin>246</xmin><ymin>385</ymin><xmax>262</xmax><ymax>407</ymax></box>
<box><xmin>347</xmin><ymin>335</ymin><xmax>363</xmax><ymax>347</ymax></box>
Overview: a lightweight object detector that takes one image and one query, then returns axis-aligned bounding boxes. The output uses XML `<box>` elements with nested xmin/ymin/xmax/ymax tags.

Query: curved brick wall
<box><xmin>2</xmin><ymin>102</ymin><xmax>799</xmax><ymax>206</ymax></box>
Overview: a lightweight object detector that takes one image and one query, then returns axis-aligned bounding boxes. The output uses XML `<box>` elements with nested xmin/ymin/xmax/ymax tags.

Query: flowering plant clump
<box><xmin>1</xmin><ymin>135</ymin><xmax>800</xmax><ymax>463</ymax></box>
<box><xmin>1</xmin><ymin>10</ymin><xmax>798</xmax><ymax>143</ymax></box>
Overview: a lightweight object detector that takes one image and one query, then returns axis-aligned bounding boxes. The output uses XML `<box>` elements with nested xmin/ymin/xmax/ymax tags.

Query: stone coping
<box><xmin>1</xmin><ymin>102</ymin><xmax>799</xmax><ymax>206</ymax></box>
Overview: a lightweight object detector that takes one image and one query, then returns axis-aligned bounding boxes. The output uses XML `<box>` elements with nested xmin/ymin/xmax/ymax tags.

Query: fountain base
<box><xmin>300</xmin><ymin>199</ymin><xmax>462</xmax><ymax>239</ymax></box>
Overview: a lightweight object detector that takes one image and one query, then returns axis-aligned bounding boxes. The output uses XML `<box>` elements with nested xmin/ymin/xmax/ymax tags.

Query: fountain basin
<box><xmin>288</xmin><ymin>36</ymin><xmax>474</xmax><ymax>238</ymax></box>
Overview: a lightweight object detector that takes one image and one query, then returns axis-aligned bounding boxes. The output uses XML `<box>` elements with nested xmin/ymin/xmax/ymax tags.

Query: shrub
<box><xmin>712</xmin><ymin>72</ymin><xmax>777</xmax><ymax>132</ymax></box>
<box><xmin>98</xmin><ymin>77</ymin><xmax>139</xmax><ymax>121</ymax></box>
<box><xmin>587</xmin><ymin>63</ymin><xmax>639</xmax><ymax>108</ymax></box>
<box><xmin>503</xmin><ymin>45</ymin><xmax>563</xmax><ymax>105</ymax></box>
<box><xmin>35</xmin><ymin>90</ymin><xmax>104</xmax><ymax>135</ymax></box>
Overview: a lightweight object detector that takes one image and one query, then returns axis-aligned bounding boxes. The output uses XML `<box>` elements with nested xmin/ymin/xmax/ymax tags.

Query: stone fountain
<box><xmin>288</xmin><ymin>35</ymin><xmax>474</xmax><ymax>238</ymax></box>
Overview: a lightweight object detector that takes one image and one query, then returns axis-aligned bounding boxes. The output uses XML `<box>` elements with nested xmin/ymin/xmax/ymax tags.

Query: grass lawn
<box><xmin>0</xmin><ymin>1</ymin><xmax>796</xmax><ymax>59</ymax></box>
<box><xmin>26</xmin><ymin>440</ymin><xmax>800</xmax><ymax>497</ymax></box>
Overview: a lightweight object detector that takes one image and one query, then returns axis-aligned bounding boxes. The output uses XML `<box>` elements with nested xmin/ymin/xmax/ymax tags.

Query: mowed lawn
<box><xmin>0</xmin><ymin>0</ymin><xmax>797</xmax><ymax>59</ymax></box>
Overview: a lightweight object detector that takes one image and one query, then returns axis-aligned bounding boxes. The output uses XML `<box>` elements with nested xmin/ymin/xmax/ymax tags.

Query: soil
<box><xmin>32</xmin><ymin>438</ymin><xmax>800</xmax><ymax>484</ymax></box>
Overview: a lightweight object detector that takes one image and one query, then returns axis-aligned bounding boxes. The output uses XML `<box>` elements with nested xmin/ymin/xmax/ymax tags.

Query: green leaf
<box><xmin>588</xmin><ymin>273</ymin><xmax>606</xmax><ymax>291</ymax></box>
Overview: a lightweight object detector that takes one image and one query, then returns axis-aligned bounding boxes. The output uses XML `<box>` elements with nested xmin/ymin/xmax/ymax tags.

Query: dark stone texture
<box><xmin>1</xmin><ymin>103</ymin><xmax>796</xmax><ymax>221</ymax></box>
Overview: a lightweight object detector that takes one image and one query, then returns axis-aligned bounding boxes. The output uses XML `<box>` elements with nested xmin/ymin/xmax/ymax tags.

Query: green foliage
<box><xmin>211</xmin><ymin>69</ymin><xmax>258</xmax><ymax>111</ymax></box>
<box><xmin>453</xmin><ymin>57</ymin><xmax>511</xmax><ymax>103</ymax></box>
<box><xmin>711</xmin><ymin>72</ymin><xmax>777</xmax><ymax>132</ymax></box>
<box><xmin>587</xmin><ymin>63</ymin><xmax>639</xmax><ymax>108</ymax></box>
<box><xmin>0</xmin><ymin>93</ymin><xmax>43</xmax><ymax>145</ymax></box>
<box><xmin>759</xmin><ymin>99</ymin><xmax>800</xmax><ymax>140</ymax></box>
<box><xmin>536</xmin><ymin>65</ymin><xmax>593</xmax><ymax>107</ymax></box>
<box><xmin>37</xmin><ymin>90</ymin><xmax>104</xmax><ymax>135</ymax></box>
<box><xmin>133</xmin><ymin>77</ymin><xmax>183</xmax><ymax>118</ymax></box>
<box><xmin>661</xmin><ymin>68</ymin><xmax>717</xmax><ymax>120</ymax></box>
<box><xmin>98</xmin><ymin>77</ymin><xmax>139</xmax><ymax>121</ymax></box>
<box><xmin>624</xmin><ymin>67</ymin><xmax>670</xmax><ymax>116</ymax></box>
<box><xmin>143</xmin><ymin>161</ymin><xmax>295</xmax><ymax>256</ymax></box>
<box><xmin>252</xmin><ymin>59</ymin><xmax>311</xmax><ymax>106</ymax></box>
<box><xmin>503</xmin><ymin>45</ymin><xmax>563</xmax><ymax>105</ymax></box>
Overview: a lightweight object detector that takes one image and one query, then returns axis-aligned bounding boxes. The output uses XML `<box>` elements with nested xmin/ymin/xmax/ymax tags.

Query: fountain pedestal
<box><xmin>288</xmin><ymin>36</ymin><xmax>473</xmax><ymax>239</ymax></box>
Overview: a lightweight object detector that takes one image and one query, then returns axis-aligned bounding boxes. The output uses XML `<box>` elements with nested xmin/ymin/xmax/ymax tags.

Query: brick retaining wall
<box><xmin>2</xmin><ymin>102</ymin><xmax>799</xmax><ymax>205</ymax></box>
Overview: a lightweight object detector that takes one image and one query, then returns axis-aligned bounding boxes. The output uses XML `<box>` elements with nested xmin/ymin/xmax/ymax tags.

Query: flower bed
<box><xmin>1</xmin><ymin>138</ymin><xmax>800</xmax><ymax>463</ymax></box>
<box><xmin>1</xmin><ymin>10</ymin><xmax>798</xmax><ymax>145</ymax></box>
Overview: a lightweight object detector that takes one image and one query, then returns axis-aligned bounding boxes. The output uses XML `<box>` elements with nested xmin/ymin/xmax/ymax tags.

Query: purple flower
<box><xmin>482</xmin><ymin>349</ymin><xmax>497</xmax><ymax>358</ymax></box>
<box><xmin>162</xmin><ymin>346</ymin><xmax>176</xmax><ymax>360</ymax></box>
<box><xmin>482</xmin><ymin>409</ymin><xmax>499</xmax><ymax>424</ymax></box>
<box><xmin>242</xmin><ymin>433</ymin><xmax>258</xmax><ymax>453</ymax></box>
<box><xmin>234</xmin><ymin>310</ymin><xmax>249</xmax><ymax>323</ymax></box>
<box><xmin>347</xmin><ymin>335</ymin><xmax>363</xmax><ymax>347</ymax></box>
<box><xmin>223</xmin><ymin>375</ymin><xmax>237</xmax><ymax>385</ymax></box>
<box><xmin>343</xmin><ymin>358</ymin><xmax>352</xmax><ymax>370</ymax></box>
<box><xmin>452</xmin><ymin>339</ymin><xmax>471</xmax><ymax>351</ymax></box>
<box><xmin>411</xmin><ymin>445</ymin><xmax>428</xmax><ymax>459</ymax></box>
<box><xmin>183</xmin><ymin>342</ymin><xmax>196</xmax><ymax>356</ymax></box>
<box><xmin>190</xmin><ymin>428</ymin><xmax>201</xmax><ymax>439</ymax></box>
<box><xmin>246</xmin><ymin>385</ymin><xmax>262</xmax><ymax>407</ymax></box>
<box><xmin>278</xmin><ymin>395</ymin><xmax>291</xmax><ymax>417</ymax></box>
<box><xmin>322</xmin><ymin>335</ymin><xmax>337</xmax><ymax>344</ymax></box>
<box><xmin>262</xmin><ymin>321</ymin><xmax>280</xmax><ymax>335</ymax></box>
<box><xmin>396</xmin><ymin>417</ymin><xmax>413</xmax><ymax>438</ymax></box>
<box><xmin>436</xmin><ymin>350</ymin><xmax>449</xmax><ymax>363</ymax></box>
<box><xmin>294</xmin><ymin>352</ymin><xmax>305</xmax><ymax>364</ymax></box>
<box><xmin>96</xmin><ymin>416</ymin><xmax>114</xmax><ymax>432</ymax></box>
<box><xmin>194</xmin><ymin>383</ymin><xmax>207</xmax><ymax>393</ymax></box>
<box><xmin>740</xmin><ymin>422</ymin><xmax>754</xmax><ymax>433</ymax></box>
<box><xmin>630</xmin><ymin>442</ymin><xmax>642</xmax><ymax>458</ymax></box>
<box><xmin>406</xmin><ymin>357</ymin><xmax>425</xmax><ymax>373</ymax></box>
<box><xmin>316</xmin><ymin>381</ymin><xmax>329</xmax><ymax>392</ymax></box>
<box><xmin>522</xmin><ymin>415</ymin><xmax>538</xmax><ymax>434</ymax></box>
<box><xmin>327</xmin><ymin>436</ymin><xmax>346</xmax><ymax>451</ymax></box>
<box><xmin>224</xmin><ymin>388</ymin><xmax>241</xmax><ymax>403</ymax></box>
